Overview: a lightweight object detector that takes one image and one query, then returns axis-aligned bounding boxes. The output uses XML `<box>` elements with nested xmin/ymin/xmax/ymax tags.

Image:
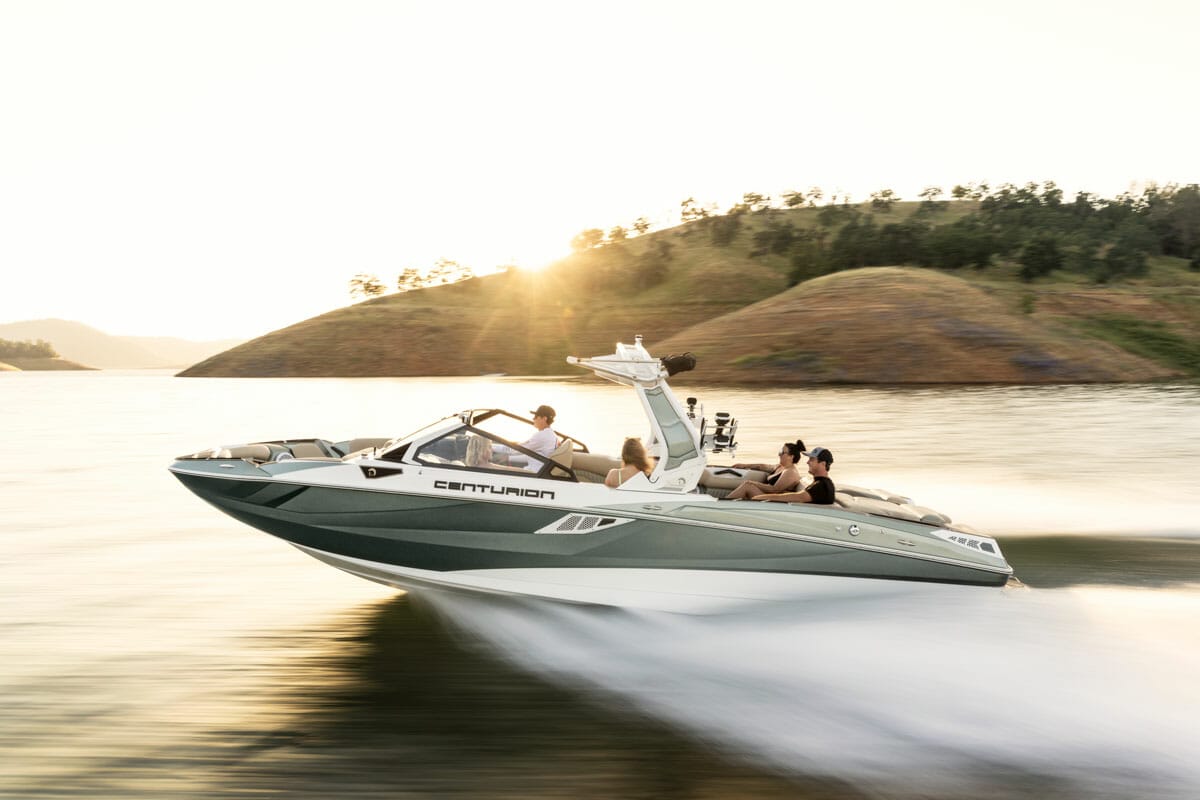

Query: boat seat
<box><xmin>547</xmin><ymin>438</ymin><xmax>574</xmax><ymax>468</ymax></box>
<box><xmin>337</xmin><ymin>437</ymin><xmax>391</xmax><ymax>456</ymax></box>
<box><xmin>221</xmin><ymin>444</ymin><xmax>273</xmax><ymax>462</ymax></box>
<box><xmin>700</xmin><ymin>467</ymin><xmax>769</xmax><ymax>490</ymax></box>
<box><xmin>834</xmin><ymin>492</ymin><xmax>927</xmax><ymax>523</ymax></box>
<box><xmin>839</xmin><ymin>484</ymin><xmax>912</xmax><ymax>505</ymax></box>
<box><xmin>288</xmin><ymin>441</ymin><xmax>328</xmax><ymax>458</ymax></box>
<box><xmin>571</xmin><ymin>452</ymin><xmax>619</xmax><ymax>483</ymax></box>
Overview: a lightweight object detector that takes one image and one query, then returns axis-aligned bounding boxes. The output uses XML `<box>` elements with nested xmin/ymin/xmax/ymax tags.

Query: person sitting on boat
<box><xmin>465</xmin><ymin>435</ymin><xmax>523</xmax><ymax>471</ymax></box>
<box><xmin>753</xmin><ymin>447</ymin><xmax>836</xmax><ymax>505</ymax></box>
<box><xmin>465</xmin><ymin>435</ymin><xmax>495</xmax><ymax>467</ymax></box>
<box><xmin>493</xmin><ymin>404</ymin><xmax>558</xmax><ymax>465</ymax></box>
<box><xmin>605</xmin><ymin>437</ymin><xmax>654</xmax><ymax>488</ymax></box>
<box><xmin>721</xmin><ymin>440</ymin><xmax>806</xmax><ymax>500</ymax></box>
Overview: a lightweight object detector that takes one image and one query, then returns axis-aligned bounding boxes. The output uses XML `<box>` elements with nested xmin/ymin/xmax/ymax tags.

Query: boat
<box><xmin>169</xmin><ymin>337</ymin><xmax>1015</xmax><ymax>613</ymax></box>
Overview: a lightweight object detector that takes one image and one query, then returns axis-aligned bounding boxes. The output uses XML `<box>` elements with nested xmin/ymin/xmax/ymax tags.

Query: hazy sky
<box><xmin>2</xmin><ymin>0</ymin><xmax>1197</xmax><ymax>340</ymax></box>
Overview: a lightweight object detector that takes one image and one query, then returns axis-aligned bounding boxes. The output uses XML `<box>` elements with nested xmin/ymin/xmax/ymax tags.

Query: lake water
<box><xmin>3</xmin><ymin>370</ymin><xmax>1199</xmax><ymax>799</ymax></box>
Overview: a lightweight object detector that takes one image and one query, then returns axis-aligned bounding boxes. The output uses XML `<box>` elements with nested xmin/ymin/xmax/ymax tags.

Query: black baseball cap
<box><xmin>530</xmin><ymin>404</ymin><xmax>556</xmax><ymax>422</ymax></box>
<box><xmin>803</xmin><ymin>446</ymin><xmax>833</xmax><ymax>466</ymax></box>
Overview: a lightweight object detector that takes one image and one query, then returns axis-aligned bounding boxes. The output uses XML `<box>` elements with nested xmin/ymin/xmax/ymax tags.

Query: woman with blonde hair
<box><xmin>605</xmin><ymin>438</ymin><xmax>654</xmax><ymax>488</ymax></box>
<box><xmin>465</xmin><ymin>435</ymin><xmax>494</xmax><ymax>467</ymax></box>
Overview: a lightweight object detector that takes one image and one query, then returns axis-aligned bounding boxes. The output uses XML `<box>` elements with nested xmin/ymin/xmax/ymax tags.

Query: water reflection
<box><xmin>419</xmin><ymin>579</ymin><xmax>1200</xmax><ymax>800</ymax></box>
<box><xmin>192</xmin><ymin>597</ymin><xmax>842</xmax><ymax>799</ymax></box>
<box><xmin>5</xmin><ymin>373</ymin><xmax>1200</xmax><ymax>799</ymax></box>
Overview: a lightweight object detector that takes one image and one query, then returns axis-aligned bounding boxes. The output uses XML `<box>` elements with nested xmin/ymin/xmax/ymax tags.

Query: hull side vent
<box><xmin>535</xmin><ymin>514</ymin><xmax>633</xmax><ymax>535</ymax></box>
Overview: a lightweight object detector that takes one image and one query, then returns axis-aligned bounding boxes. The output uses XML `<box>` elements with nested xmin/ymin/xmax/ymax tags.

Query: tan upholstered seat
<box><xmin>222</xmin><ymin>444</ymin><xmax>273</xmax><ymax>462</ymax></box>
<box><xmin>700</xmin><ymin>467</ymin><xmax>769</xmax><ymax>490</ymax></box>
<box><xmin>547</xmin><ymin>438</ymin><xmax>574</xmax><ymax>468</ymax></box>
<box><xmin>288</xmin><ymin>441</ymin><xmax>327</xmax><ymax>458</ymax></box>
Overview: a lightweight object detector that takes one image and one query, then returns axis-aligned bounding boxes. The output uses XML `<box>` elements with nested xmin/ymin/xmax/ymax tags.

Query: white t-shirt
<box><xmin>521</xmin><ymin>426</ymin><xmax>557</xmax><ymax>457</ymax></box>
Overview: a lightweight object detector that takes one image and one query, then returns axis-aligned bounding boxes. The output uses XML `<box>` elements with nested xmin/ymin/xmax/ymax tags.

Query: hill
<box><xmin>654</xmin><ymin>267</ymin><xmax>1175</xmax><ymax>383</ymax></box>
<box><xmin>0</xmin><ymin>357</ymin><xmax>95</xmax><ymax>371</ymax></box>
<box><xmin>179</xmin><ymin>203</ymin><xmax>1200</xmax><ymax>383</ymax></box>
<box><xmin>0</xmin><ymin>319</ymin><xmax>244</xmax><ymax>369</ymax></box>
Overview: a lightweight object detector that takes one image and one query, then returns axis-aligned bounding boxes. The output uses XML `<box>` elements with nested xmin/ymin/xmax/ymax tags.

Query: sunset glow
<box><xmin>1</xmin><ymin>1</ymin><xmax>1197</xmax><ymax>339</ymax></box>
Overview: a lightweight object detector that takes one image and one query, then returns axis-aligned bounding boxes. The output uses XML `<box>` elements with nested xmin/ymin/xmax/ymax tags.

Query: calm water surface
<box><xmin>2</xmin><ymin>371</ymin><xmax>1198</xmax><ymax>799</ymax></box>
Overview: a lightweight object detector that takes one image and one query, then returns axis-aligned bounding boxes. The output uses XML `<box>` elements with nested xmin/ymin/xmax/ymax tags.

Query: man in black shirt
<box><xmin>752</xmin><ymin>446</ymin><xmax>835</xmax><ymax>505</ymax></box>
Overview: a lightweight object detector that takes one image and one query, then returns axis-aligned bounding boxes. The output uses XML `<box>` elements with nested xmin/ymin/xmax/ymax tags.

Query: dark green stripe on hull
<box><xmin>174</xmin><ymin>472</ymin><xmax>1008</xmax><ymax>587</ymax></box>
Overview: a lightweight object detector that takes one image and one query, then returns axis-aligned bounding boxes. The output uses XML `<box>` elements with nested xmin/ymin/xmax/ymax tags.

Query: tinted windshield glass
<box><xmin>643</xmin><ymin>388</ymin><xmax>698</xmax><ymax>469</ymax></box>
<box><xmin>415</xmin><ymin>428</ymin><xmax>563</xmax><ymax>477</ymax></box>
<box><xmin>472</xmin><ymin>413</ymin><xmax>538</xmax><ymax>447</ymax></box>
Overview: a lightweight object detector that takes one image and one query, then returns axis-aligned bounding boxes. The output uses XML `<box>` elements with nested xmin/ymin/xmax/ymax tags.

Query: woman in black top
<box><xmin>722</xmin><ymin>440</ymin><xmax>805</xmax><ymax>500</ymax></box>
<box><xmin>753</xmin><ymin>446</ymin><xmax>836</xmax><ymax>505</ymax></box>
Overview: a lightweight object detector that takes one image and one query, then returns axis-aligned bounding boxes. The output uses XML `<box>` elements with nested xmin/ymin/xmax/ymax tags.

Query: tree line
<box><xmin>575</xmin><ymin>181</ymin><xmax>1199</xmax><ymax>287</ymax></box>
<box><xmin>347</xmin><ymin>180</ymin><xmax>1200</xmax><ymax>301</ymax></box>
<box><xmin>0</xmin><ymin>338</ymin><xmax>58</xmax><ymax>359</ymax></box>
<box><xmin>349</xmin><ymin>257</ymin><xmax>479</xmax><ymax>300</ymax></box>
<box><xmin>787</xmin><ymin>181</ymin><xmax>1200</xmax><ymax>285</ymax></box>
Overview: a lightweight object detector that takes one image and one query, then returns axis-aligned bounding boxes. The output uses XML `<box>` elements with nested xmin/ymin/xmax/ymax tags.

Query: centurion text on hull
<box><xmin>169</xmin><ymin>338</ymin><xmax>1014</xmax><ymax>613</ymax></box>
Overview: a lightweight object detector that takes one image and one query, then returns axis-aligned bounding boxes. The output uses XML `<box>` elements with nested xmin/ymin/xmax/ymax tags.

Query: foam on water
<box><xmin>420</xmin><ymin>583</ymin><xmax>1200</xmax><ymax>798</ymax></box>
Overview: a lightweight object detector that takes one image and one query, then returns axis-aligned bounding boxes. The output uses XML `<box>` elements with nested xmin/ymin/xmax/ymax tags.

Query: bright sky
<box><xmin>2</xmin><ymin>0</ymin><xmax>1198</xmax><ymax>340</ymax></box>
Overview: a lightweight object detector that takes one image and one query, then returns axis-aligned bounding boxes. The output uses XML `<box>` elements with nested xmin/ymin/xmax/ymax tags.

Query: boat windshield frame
<box><xmin>568</xmin><ymin>337</ymin><xmax>707</xmax><ymax>493</ymax></box>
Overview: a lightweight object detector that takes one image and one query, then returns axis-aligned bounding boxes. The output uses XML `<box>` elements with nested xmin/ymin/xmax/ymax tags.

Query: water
<box><xmin>2</xmin><ymin>371</ymin><xmax>1198</xmax><ymax>799</ymax></box>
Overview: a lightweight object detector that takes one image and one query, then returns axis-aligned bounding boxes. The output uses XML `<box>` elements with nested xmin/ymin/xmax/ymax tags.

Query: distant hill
<box><xmin>0</xmin><ymin>319</ymin><xmax>244</xmax><ymax>369</ymax></box>
<box><xmin>0</xmin><ymin>356</ymin><xmax>95</xmax><ymax>371</ymax></box>
<box><xmin>654</xmin><ymin>267</ymin><xmax>1175</xmax><ymax>383</ymax></box>
<box><xmin>178</xmin><ymin>204</ymin><xmax>1200</xmax><ymax>383</ymax></box>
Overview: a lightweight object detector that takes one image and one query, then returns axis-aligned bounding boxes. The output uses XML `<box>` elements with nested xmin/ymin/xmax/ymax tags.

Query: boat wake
<box><xmin>417</xmin><ymin>582</ymin><xmax>1200</xmax><ymax>799</ymax></box>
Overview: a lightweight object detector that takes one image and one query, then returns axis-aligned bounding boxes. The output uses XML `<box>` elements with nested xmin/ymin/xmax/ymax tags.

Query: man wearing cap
<box><xmin>494</xmin><ymin>405</ymin><xmax>559</xmax><ymax>464</ymax></box>
<box><xmin>753</xmin><ymin>446</ymin><xmax>836</xmax><ymax>505</ymax></box>
<box><xmin>521</xmin><ymin>405</ymin><xmax>559</xmax><ymax>457</ymax></box>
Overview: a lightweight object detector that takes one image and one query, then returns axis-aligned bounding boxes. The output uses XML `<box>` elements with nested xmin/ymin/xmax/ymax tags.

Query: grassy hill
<box><xmin>179</xmin><ymin>203</ymin><xmax>1200</xmax><ymax>383</ymax></box>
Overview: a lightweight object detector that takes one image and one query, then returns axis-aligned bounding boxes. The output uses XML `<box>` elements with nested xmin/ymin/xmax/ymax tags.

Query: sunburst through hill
<box><xmin>180</xmin><ymin>199</ymin><xmax>1200</xmax><ymax>382</ymax></box>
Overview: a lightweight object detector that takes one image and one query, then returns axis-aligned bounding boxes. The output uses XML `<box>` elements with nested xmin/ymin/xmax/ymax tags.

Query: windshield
<box><xmin>643</xmin><ymin>387</ymin><xmax>698</xmax><ymax>469</ymax></box>
<box><xmin>471</xmin><ymin>412</ymin><xmax>539</xmax><ymax>446</ymax></box>
<box><xmin>412</xmin><ymin>425</ymin><xmax>573</xmax><ymax>480</ymax></box>
<box><xmin>379</xmin><ymin>414</ymin><xmax>460</xmax><ymax>456</ymax></box>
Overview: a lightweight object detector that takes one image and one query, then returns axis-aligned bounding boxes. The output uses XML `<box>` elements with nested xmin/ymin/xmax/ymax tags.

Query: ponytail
<box><xmin>782</xmin><ymin>439</ymin><xmax>807</xmax><ymax>461</ymax></box>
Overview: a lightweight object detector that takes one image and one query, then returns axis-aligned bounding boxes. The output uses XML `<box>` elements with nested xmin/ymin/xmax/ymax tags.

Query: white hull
<box><xmin>293</xmin><ymin>542</ymin><xmax>936</xmax><ymax>614</ymax></box>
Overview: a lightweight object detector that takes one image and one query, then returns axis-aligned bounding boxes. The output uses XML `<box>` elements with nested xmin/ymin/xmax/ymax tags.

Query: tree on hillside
<box><xmin>427</xmin><ymin>258</ymin><xmax>464</xmax><ymax>285</ymax></box>
<box><xmin>571</xmin><ymin>228</ymin><xmax>605</xmax><ymax>252</ymax></box>
<box><xmin>877</xmin><ymin>219</ymin><xmax>927</xmax><ymax>264</ymax></box>
<box><xmin>920</xmin><ymin>218</ymin><xmax>997</xmax><ymax>269</ymax></box>
<box><xmin>806</xmin><ymin>187</ymin><xmax>824</xmax><ymax>207</ymax></box>
<box><xmin>608</xmin><ymin>226</ymin><xmax>628</xmax><ymax>244</ymax></box>
<box><xmin>1041</xmin><ymin>181</ymin><xmax>1064</xmax><ymax>208</ymax></box>
<box><xmin>829</xmin><ymin>215</ymin><xmax>880</xmax><ymax>270</ymax></box>
<box><xmin>1018</xmin><ymin>234</ymin><xmax>1064</xmax><ymax>282</ymax></box>
<box><xmin>788</xmin><ymin>240</ymin><xmax>828</xmax><ymax>285</ymax></box>
<box><xmin>916</xmin><ymin>186</ymin><xmax>947</xmax><ymax>216</ymax></box>
<box><xmin>782</xmin><ymin>190</ymin><xmax>806</xmax><ymax>208</ymax></box>
<box><xmin>817</xmin><ymin>203</ymin><xmax>856</xmax><ymax>228</ymax></box>
<box><xmin>632</xmin><ymin>217</ymin><xmax>651</xmax><ymax>235</ymax></box>
<box><xmin>680</xmin><ymin>197</ymin><xmax>710</xmax><ymax>223</ymax></box>
<box><xmin>0</xmin><ymin>337</ymin><xmax>58</xmax><ymax>359</ymax></box>
<box><xmin>742</xmin><ymin>192</ymin><xmax>771</xmax><ymax>213</ymax></box>
<box><xmin>869</xmin><ymin>189</ymin><xmax>899</xmax><ymax>211</ymax></box>
<box><xmin>1148</xmin><ymin>184</ymin><xmax>1200</xmax><ymax>260</ymax></box>
<box><xmin>634</xmin><ymin>239</ymin><xmax>673</xmax><ymax>288</ymax></box>
<box><xmin>749</xmin><ymin>220</ymin><xmax>797</xmax><ymax>257</ymax></box>
<box><xmin>349</xmin><ymin>273</ymin><xmax>386</xmax><ymax>299</ymax></box>
<box><xmin>708</xmin><ymin>213</ymin><xmax>742</xmax><ymax>247</ymax></box>
<box><xmin>1096</xmin><ymin>239</ymin><xmax>1149</xmax><ymax>283</ymax></box>
<box><xmin>396</xmin><ymin>267</ymin><xmax>423</xmax><ymax>293</ymax></box>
